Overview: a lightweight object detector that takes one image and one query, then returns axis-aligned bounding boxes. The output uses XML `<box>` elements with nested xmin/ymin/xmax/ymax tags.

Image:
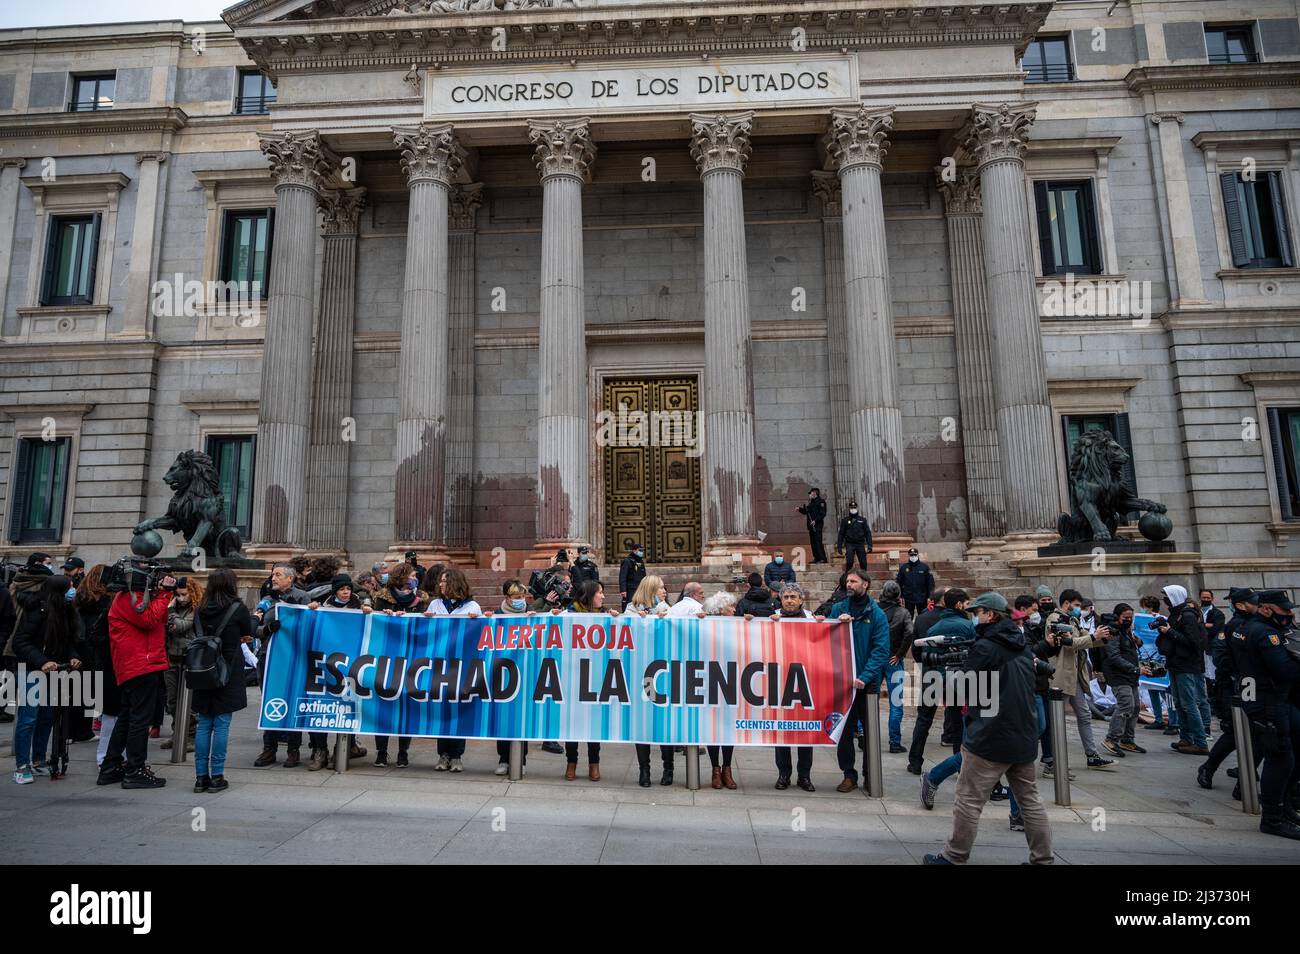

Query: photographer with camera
<box><xmin>530</xmin><ymin>566</ymin><xmax>574</xmax><ymax>613</ymax></box>
<box><xmin>1154</xmin><ymin>584</ymin><xmax>1211</xmax><ymax>756</ymax></box>
<box><xmin>96</xmin><ymin>563</ymin><xmax>176</xmax><ymax>790</ymax></box>
<box><xmin>912</xmin><ymin>589</ymin><xmax>975</xmax><ymax>788</ymax></box>
<box><xmin>1038</xmin><ymin>589</ymin><xmax>1114</xmax><ymax>772</ymax></box>
<box><xmin>1100</xmin><ymin>604</ymin><xmax>1146</xmax><ymax>758</ymax></box>
<box><xmin>924</xmin><ymin>592</ymin><xmax>1053</xmax><ymax>865</ymax></box>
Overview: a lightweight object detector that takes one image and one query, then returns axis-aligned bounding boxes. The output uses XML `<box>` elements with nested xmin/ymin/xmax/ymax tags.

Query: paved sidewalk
<box><xmin>1</xmin><ymin>696</ymin><xmax>1292</xmax><ymax>864</ymax></box>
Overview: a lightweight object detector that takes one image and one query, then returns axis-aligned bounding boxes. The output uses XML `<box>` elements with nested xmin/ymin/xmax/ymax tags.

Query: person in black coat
<box><xmin>1100</xmin><ymin>603</ymin><xmax>1144</xmax><ymax>757</ymax></box>
<box><xmin>835</xmin><ymin>501</ymin><xmax>872</xmax><ymax>572</ymax></box>
<box><xmin>736</xmin><ymin>573</ymin><xmax>778</xmax><ymax>617</ymax></box>
<box><xmin>12</xmin><ymin>574</ymin><xmax>84</xmax><ymax>779</ymax></box>
<box><xmin>571</xmin><ymin>546</ymin><xmax>601</xmax><ymax>587</ymax></box>
<box><xmin>617</xmin><ymin>545</ymin><xmax>645</xmax><ymax>610</ymax></box>
<box><xmin>796</xmin><ymin>488</ymin><xmax>828</xmax><ymax>564</ymax></box>
<box><xmin>190</xmin><ymin>569</ymin><xmax>252</xmax><ymax>793</ymax></box>
<box><xmin>895</xmin><ymin>548</ymin><xmax>936</xmax><ymax>616</ymax></box>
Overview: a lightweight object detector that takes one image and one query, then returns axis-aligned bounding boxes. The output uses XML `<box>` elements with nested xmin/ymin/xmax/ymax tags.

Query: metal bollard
<box><xmin>1049</xmin><ymin>688</ymin><xmax>1070</xmax><ymax>807</ymax></box>
<box><xmin>333</xmin><ymin>735</ymin><xmax>349</xmax><ymax>774</ymax></box>
<box><xmin>1229</xmin><ymin>698</ymin><xmax>1260</xmax><ymax>816</ymax></box>
<box><xmin>685</xmin><ymin>745</ymin><xmax>701</xmax><ymax>790</ymax></box>
<box><xmin>170</xmin><ymin>676</ymin><xmax>191</xmax><ymax>765</ymax></box>
<box><xmin>508</xmin><ymin>740</ymin><xmax>523</xmax><ymax>781</ymax></box>
<box><xmin>863</xmin><ymin>683</ymin><xmax>883</xmax><ymax>797</ymax></box>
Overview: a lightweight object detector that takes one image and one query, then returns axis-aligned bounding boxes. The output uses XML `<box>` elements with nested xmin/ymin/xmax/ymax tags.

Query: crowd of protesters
<box><xmin>3</xmin><ymin>542</ymin><xmax>1296</xmax><ymax>862</ymax></box>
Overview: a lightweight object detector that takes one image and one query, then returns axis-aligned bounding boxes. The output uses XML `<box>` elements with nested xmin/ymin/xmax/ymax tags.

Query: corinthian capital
<box><xmin>258</xmin><ymin>131</ymin><xmax>338</xmax><ymax>193</ymax></box>
<box><xmin>811</xmin><ymin>170</ymin><xmax>841</xmax><ymax>217</ymax></box>
<box><xmin>688</xmin><ymin>112</ymin><xmax>754</xmax><ymax>176</ymax></box>
<box><xmin>319</xmin><ymin>187</ymin><xmax>367</xmax><ymax>235</ymax></box>
<box><xmin>393</xmin><ymin>123</ymin><xmax>465</xmax><ymax>186</ymax></box>
<box><xmin>824</xmin><ymin>107</ymin><xmax>893</xmax><ymax>173</ymax></box>
<box><xmin>449</xmin><ymin>182</ymin><xmax>484</xmax><ymax>230</ymax></box>
<box><xmin>527</xmin><ymin>118</ymin><xmax>596</xmax><ymax>183</ymax></box>
<box><xmin>961</xmin><ymin>103</ymin><xmax>1036</xmax><ymax>167</ymax></box>
<box><xmin>936</xmin><ymin>164</ymin><xmax>981</xmax><ymax>214</ymax></box>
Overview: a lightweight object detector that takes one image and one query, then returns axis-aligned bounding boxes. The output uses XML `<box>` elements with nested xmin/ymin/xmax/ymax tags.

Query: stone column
<box><xmin>121</xmin><ymin>152</ymin><xmax>166</xmax><ymax>339</ymax></box>
<box><xmin>825</xmin><ymin>106</ymin><xmax>909</xmax><ymax>544</ymax></box>
<box><xmin>248</xmin><ymin>131</ymin><xmax>337</xmax><ymax>559</ymax></box>
<box><xmin>961</xmin><ymin>103</ymin><xmax>1058</xmax><ymax>540</ymax></box>
<box><xmin>690</xmin><ymin>112</ymin><xmax>764</xmax><ymax>563</ymax></box>
<box><xmin>525</xmin><ymin>118</ymin><xmax>596</xmax><ymax>565</ymax></box>
<box><xmin>305</xmin><ymin>186</ymin><xmax>365</xmax><ymax>558</ymax></box>
<box><xmin>390</xmin><ymin>123</ymin><xmax>465</xmax><ymax>563</ymax></box>
<box><xmin>1150</xmin><ymin>112</ymin><xmax>1208</xmax><ymax>308</ymax></box>
<box><xmin>0</xmin><ymin>158</ymin><xmax>27</xmax><ymax>326</ymax></box>
<box><xmin>812</xmin><ymin>170</ymin><xmax>856</xmax><ymax>519</ymax></box>
<box><xmin>444</xmin><ymin>182</ymin><xmax>484</xmax><ymax>566</ymax></box>
<box><xmin>938</xmin><ymin>164</ymin><xmax>1007</xmax><ymax>547</ymax></box>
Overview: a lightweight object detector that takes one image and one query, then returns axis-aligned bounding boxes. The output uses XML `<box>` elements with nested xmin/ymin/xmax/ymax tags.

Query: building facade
<box><xmin>1</xmin><ymin>0</ymin><xmax>1298</xmax><ymax>592</ymax></box>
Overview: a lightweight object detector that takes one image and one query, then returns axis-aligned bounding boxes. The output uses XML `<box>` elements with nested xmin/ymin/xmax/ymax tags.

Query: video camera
<box><xmin>1049</xmin><ymin>622</ymin><xmax>1076</xmax><ymax>646</ymax></box>
<box><xmin>913</xmin><ymin>632</ymin><xmax>976</xmax><ymax>670</ymax></box>
<box><xmin>103</xmin><ymin>556</ymin><xmax>178</xmax><ymax>612</ymax></box>
<box><xmin>0</xmin><ymin>561</ymin><xmax>24</xmax><ymax>588</ymax></box>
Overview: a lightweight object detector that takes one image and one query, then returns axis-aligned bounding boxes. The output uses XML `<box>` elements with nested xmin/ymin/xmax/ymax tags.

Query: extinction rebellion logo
<box><xmin>822</xmin><ymin>712</ymin><xmax>843</xmax><ymax>737</ymax></box>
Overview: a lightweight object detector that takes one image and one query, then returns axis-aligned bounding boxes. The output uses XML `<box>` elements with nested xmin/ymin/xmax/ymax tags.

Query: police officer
<box><xmin>617</xmin><ymin>544</ymin><xmax>645</xmax><ymax>611</ymax></box>
<box><xmin>835</xmin><ymin>500</ymin><xmax>872</xmax><ymax>573</ymax></box>
<box><xmin>571</xmin><ymin>545</ymin><xmax>600</xmax><ymax>587</ymax></box>
<box><xmin>796</xmin><ymin>488</ymin><xmax>828</xmax><ymax>565</ymax></box>
<box><xmin>1197</xmin><ymin>587</ymin><xmax>1263</xmax><ymax>791</ymax></box>
<box><xmin>1237</xmin><ymin>589</ymin><xmax>1300</xmax><ymax>839</ymax></box>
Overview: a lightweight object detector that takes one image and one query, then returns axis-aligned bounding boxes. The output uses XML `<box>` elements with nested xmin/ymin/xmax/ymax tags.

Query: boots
<box><xmin>638</xmin><ymin>764</ymin><xmax>652</xmax><ymax>788</ymax></box>
<box><xmin>1260</xmin><ymin>802</ymin><xmax>1300</xmax><ymax>840</ymax></box>
<box><xmin>253</xmin><ymin>748</ymin><xmax>277</xmax><ymax>767</ymax></box>
<box><xmin>348</xmin><ymin>739</ymin><xmax>367</xmax><ymax>760</ymax></box>
<box><xmin>720</xmin><ymin>766</ymin><xmax>737</xmax><ymax>790</ymax></box>
<box><xmin>308</xmin><ymin>747</ymin><xmax>329</xmax><ymax>772</ymax></box>
<box><xmin>1283</xmin><ymin>787</ymin><xmax>1300</xmax><ymax>827</ymax></box>
<box><xmin>660</xmin><ymin>766</ymin><xmax>674</xmax><ymax>786</ymax></box>
<box><xmin>564</xmin><ymin>762</ymin><xmax>577</xmax><ymax>781</ymax></box>
<box><xmin>711</xmin><ymin>766</ymin><xmax>723</xmax><ymax>790</ymax></box>
<box><xmin>588</xmin><ymin>763</ymin><xmax>601</xmax><ymax>782</ymax></box>
<box><xmin>282</xmin><ymin>748</ymin><xmax>301</xmax><ymax>768</ymax></box>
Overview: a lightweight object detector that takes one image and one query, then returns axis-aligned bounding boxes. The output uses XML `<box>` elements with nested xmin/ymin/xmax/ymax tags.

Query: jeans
<box><xmin>13</xmin><ymin>672</ymin><xmax>53</xmax><ymax>769</ymax></box>
<box><xmin>881</xmin><ymin>661</ymin><xmax>905</xmax><ymax>747</ymax></box>
<box><xmin>1106</xmin><ymin>683</ymin><xmax>1139</xmax><ymax>744</ymax></box>
<box><xmin>908</xmin><ymin>690</ymin><xmax>964</xmax><ymax>769</ymax></box>
<box><xmin>1038</xmin><ymin>691</ymin><xmax>1053</xmax><ymax>762</ymax></box>
<box><xmin>101</xmin><ymin>671</ymin><xmax>161</xmax><ymax>775</ymax></box>
<box><xmin>1066</xmin><ymin>684</ymin><xmax>1100</xmax><ymax>758</ymax></box>
<box><xmin>774</xmin><ymin>746</ymin><xmax>812</xmax><ymax>780</ymax></box>
<box><xmin>1149</xmin><ymin>688</ymin><xmax>1178</xmax><ymax>727</ymax></box>
<box><xmin>1171</xmin><ymin>672</ymin><xmax>1208</xmax><ymax>748</ymax></box>
<box><xmin>96</xmin><ymin>714</ymin><xmax>117</xmax><ymax>767</ymax></box>
<box><xmin>928</xmin><ymin>749</ymin><xmax>963</xmax><ymax>786</ymax></box>
<box><xmin>943</xmin><ymin>749</ymin><xmax>1053</xmax><ymax>865</ymax></box>
<box><xmin>194</xmin><ymin>711</ymin><xmax>233</xmax><ymax>778</ymax></box>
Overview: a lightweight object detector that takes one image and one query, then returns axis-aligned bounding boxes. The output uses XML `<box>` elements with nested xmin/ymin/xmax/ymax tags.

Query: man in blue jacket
<box><xmin>830</xmin><ymin>568</ymin><xmax>891</xmax><ymax>793</ymax></box>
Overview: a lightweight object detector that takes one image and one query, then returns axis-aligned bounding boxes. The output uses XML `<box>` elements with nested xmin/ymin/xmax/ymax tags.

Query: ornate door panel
<box><xmin>603</xmin><ymin>376</ymin><xmax>701</xmax><ymax>563</ymax></box>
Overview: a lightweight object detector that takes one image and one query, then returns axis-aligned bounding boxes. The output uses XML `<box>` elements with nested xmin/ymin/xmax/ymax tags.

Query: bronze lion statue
<box><xmin>134</xmin><ymin>450</ymin><xmax>243</xmax><ymax>559</ymax></box>
<box><xmin>1056</xmin><ymin>430</ymin><xmax>1166</xmax><ymax>543</ymax></box>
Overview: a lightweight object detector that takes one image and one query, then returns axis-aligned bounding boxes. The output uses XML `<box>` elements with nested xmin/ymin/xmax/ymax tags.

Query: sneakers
<box><xmin>96</xmin><ymin>766</ymin><xmax>125</xmax><ymax>786</ymax></box>
<box><xmin>13</xmin><ymin>766</ymin><xmax>34</xmax><ymax>785</ymax></box>
<box><xmin>1086</xmin><ymin>755</ymin><xmax>1115</xmax><ymax>769</ymax></box>
<box><xmin>888</xmin><ymin>743</ymin><xmax>907</xmax><ymax>754</ymax></box>
<box><xmin>1102</xmin><ymin>739</ymin><xmax>1126</xmax><ymax>758</ymax></box>
<box><xmin>540</xmin><ymin>741</ymin><xmax>564</xmax><ymax>755</ymax></box>
<box><xmin>495</xmin><ymin>763</ymin><xmax>509</xmax><ymax>776</ymax></box>
<box><xmin>308</xmin><ymin>747</ymin><xmax>329</xmax><ymax>772</ymax></box>
<box><xmin>92</xmin><ymin>718</ymin><xmax>102</xmax><ymax>732</ymax></box>
<box><xmin>434</xmin><ymin>755</ymin><xmax>451</xmax><ymax>772</ymax></box>
<box><xmin>396</xmin><ymin>751</ymin><xmax>410</xmax><ymax>768</ymax></box>
<box><xmin>1196</xmin><ymin>764</ymin><xmax>1214</xmax><ymax>790</ymax></box>
<box><xmin>1009</xmin><ymin>814</ymin><xmax>1025</xmax><ymax>832</ymax></box>
<box><xmin>920</xmin><ymin>774</ymin><xmax>937</xmax><ymax>810</ymax></box>
<box><xmin>1041</xmin><ymin>763</ymin><xmax>1076</xmax><ymax>781</ymax></box>
<box><xmin>30</xmin><ymin>762</ymin><xmax>50</xmax><ymax>777</ymax></box>
<box><xmin>923</xmin><ymin>853</ymin><xmax>954</xmax><ymax>865</ymax></box>
<box><xmin>1162</xmin><ymin>726</ymin><xmax>1179</xmax><ymax>736</ymax></box>
<box><xmin>1119</xmin><ymin>741</ymin><xmax>1147</xmax><ymax>754</ymax></box>
<box><xmin>122</xmin><ymin>766</ymin><xmax>166</xmax><ymax>789</ymax></box>
<box><xmin>374</xmin><ymin>752</ymin><xmax>389</xmax><ymax>767</ymax></box>
<box><xmin>449</xmin><ymin>758</ymin><xmax>463</xmax><ymax>773</ymax></box>
<box><xmin>1143</xmin><ymin>721</ymin><xmax>1168</xmax><ymax>731</ymax></box>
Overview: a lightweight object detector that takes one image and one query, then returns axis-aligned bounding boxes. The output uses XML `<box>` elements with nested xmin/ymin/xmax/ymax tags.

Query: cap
<box><xmin>907</xmin><ymin>547</ymin><xmax>919</xmax><ymax>555</ymax></box>
<box><xmin>555</xmin><ymin>548</ymin><xmax>569</xmax><ymax>562</ymax></box>
<box><xmin>969</xmin><ymin>591</ymin><xmax>1009</xmax><ymax>614</ymax></box>
<box><xmin>847</xmin><ymin>500</ymin><xmax>858</xmax><ymax>508</ymax></box>
<box><xmin>578</xmin><ymin>545</ymin><xmax>590</xmax><ymax>554</ymax></box>
<box><xmin>62</xmin><ymin>556</ymin><xmax>85</xmax><ymax>570</ymax></box>
<box><xmin>1034</xmin><ymin>585</ymin><xmax>1053</xmax><ymax>599</ymax></box>
<box><xmin>1257</xmin><ymin>590</ymin><xmax>1296</xmax><ymax>611</ymax></box>
<box><xmin>1227</xmin><ymin>587</ymin><xmax>1260</xmax><ymax>605</ymax></box>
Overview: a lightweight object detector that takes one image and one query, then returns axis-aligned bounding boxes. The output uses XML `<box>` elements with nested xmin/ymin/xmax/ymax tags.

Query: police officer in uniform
<box><xmin>1238</xmin><ymin>589</ymin><xmax>1300</xmax><ymax>839</ymax></box>
<box><xmin>796</xmin><ymin>488</ymin><xmax>828</xmax><ymax>565</ymax></box>
<box><xmin>1197</xmin><ymin>588</ymin><xmax>1264</xmax><ymax>792</ymax></box>
<box><xmin>835</xmin><ymin>500</ymin><xmax>873</xmax><ymax>573</ymax></box>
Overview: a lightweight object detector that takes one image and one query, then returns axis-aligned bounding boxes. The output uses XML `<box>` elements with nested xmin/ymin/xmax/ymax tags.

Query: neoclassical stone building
<box><xmin>1</xmin><ymin>0</ymin><xmax>1298</xmax><ymax>593</ymax></box>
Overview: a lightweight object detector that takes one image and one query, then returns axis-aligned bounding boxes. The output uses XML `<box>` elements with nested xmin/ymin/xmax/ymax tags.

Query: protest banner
<box><xmin>259</xmin><ymin>606</ymin><xmax>858</xmax><ymax>746</ymax></box>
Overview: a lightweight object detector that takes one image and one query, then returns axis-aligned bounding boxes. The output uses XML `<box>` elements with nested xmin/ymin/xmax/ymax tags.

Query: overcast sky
<box><xmin>1</xmin><ymin>1</ymin><xmax>232</xmax><ymax>30</ymax></box>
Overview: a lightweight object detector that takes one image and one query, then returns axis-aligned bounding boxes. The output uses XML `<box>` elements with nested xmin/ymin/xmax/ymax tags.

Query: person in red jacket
<box><xmin>96</xmin><ymin>567</ymin><xmax>175</xmax><ymax>789</ymax></box>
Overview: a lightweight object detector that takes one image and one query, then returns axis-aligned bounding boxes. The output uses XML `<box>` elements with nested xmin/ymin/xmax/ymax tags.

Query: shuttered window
<box><xmin>1219</xmin><ymin>170</ymin><xmax>1294</xmax><ymax>269</ymax></box>
<box><xmin>1267</xmin><ymin>407</ymin><xmax>1300</xmax><ymax>522</ymax></box>
<box><xmin>7</xmin><ymin>437</ymin><xmax>70</xmax><ymax>544</ymax></box>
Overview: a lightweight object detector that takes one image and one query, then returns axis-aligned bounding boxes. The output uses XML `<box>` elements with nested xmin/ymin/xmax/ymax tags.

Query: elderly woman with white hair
<box><xmin>700</xmin><ymin>589</ymin><xmax>739</xmax><ymax>787</ymax></box>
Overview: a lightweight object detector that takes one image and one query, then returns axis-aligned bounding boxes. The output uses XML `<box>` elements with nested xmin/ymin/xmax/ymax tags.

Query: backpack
<box><xmin>184</xmin><ymin>602</ymin><xmax>240</xmax><ymax>691</ymax></box>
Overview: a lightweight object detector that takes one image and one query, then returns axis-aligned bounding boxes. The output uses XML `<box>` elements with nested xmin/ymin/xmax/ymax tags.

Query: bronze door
<box><xmin>603</xmin><ymin>376</ymin><xmax>701</xmax><ymax>564</ymax></box>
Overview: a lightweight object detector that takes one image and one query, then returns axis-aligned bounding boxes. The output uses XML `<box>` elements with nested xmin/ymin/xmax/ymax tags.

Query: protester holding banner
<box><xmin>772</xmin><ymin>583</ymin><xmax>819</xmax><ymax>792</ymax></box>
<box><xmin>563</xmin><ymin>580</ymin><xmax>608</xmax><ymax>781</ymax></box>
<box><xmin>308</xmin><ymin>575</ymin><xmax>368</xmax><ymax>766</ymax></box>
<box><xmin>702</xmin><ymin>591</ymin><xmax>739</xmax><ymax>788</ymax></box>
<box><xmin>1138</xmin><ymin>594</ymin><xmax>1177</xmax><ymax>734</ymax></box>
<box><xmin>370</xmin><ymin>562</ymin><xmax>428</xmax><ymax>768</ymax></box>
<box><xmin>624</xmin><ymin>576</ymin><xmax>668</xmax><ymax>617</ymax></box>
<box><xmin>494</xmin><ymin>582</ymin><xmax>532</xmax><ymax>775</ymax></box>
<box><xmin>428</xmin><ymin>568</ymin><xmax>481</xmax><ymax>773</ymax></box>
<box><xmin>254</xmin><ymin>564</ymin><xmax>313</xmax><ymax>768</ymax></box>
<box><xmin>831</xmin><ymin>570</ymin><xmax>890</xmax><ymax>794</ymax></box>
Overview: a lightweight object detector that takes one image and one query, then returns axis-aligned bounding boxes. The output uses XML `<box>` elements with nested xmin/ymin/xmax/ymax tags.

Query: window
<box><xmin>1021</xmin><ymin>36</ymin><xmax>1074</xmax><ymax>83</ymax></box>
<box><xmin>206</xmin><ymin>435</ymin><xmax>255</xmax><ymax>539</ymax></box>
<box><xmin>39</xmin><ymin>214</ymin><xmax>101</xmax><ymax>306</ymax></box>
<box><xmin>1205</xmin><ymin>25</ymin><xmax>1258</xmax><ymax>64</ymax></box>
<box><xmin>235</xmin><ymin>70</ymin><xmax>276</xmax><ymax>115</ymax></box>
<box><xmin>1268</xmin><ymin>407</ymin><xmax>1300</xmax><ymax>521</ymax></box>
<box><xmin>1034</xmin><ymin>180</ymin><xmax>1103</xmax><ymax>275</ymax></box>
<box><xmin>7</xmin><ymin>437</ymin><xmax>70</xmax><ymax>544</ymax></box>
<box><xmin>69</xmin><ymin>73</ymin><xmax>115</xmax><ymax>112</ymax></box>
<box><xmin>1063</xmin><ymin>413</ymin><xmax>1139</xmax><ymax>519</ymax></box>
<box><xmin>1219</xmin><ymin>171</ymin><xmax>1294</xmax><ymax>269</ymax></box>
<box><xmin>218</xmin><ymin>209</ymin><xmax>273</xmax><ymax>298</ymax></box>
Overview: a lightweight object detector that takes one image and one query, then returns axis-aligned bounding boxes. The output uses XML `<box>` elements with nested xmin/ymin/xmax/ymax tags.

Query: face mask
<box><xmin>65</xmin><ymin>587</ymin><xmax>76</xmax><ymax>601</ymax></box>
<box><xmin>634</xmin><ymin>550</ymin><xmax>643</xmax><ymax>558</ymax></box>
<box><xmin>1029</xmin><ymin>612</ymin><xmax>1041</xmax><ymax>626</ymax></box>
<box><xmin>510</xmin><ymin>598</ymin><xmax>527</xmax><ymax>611</ymax></box>
<box><xmin>380</xmin><ymin>573</ymin><xmax>390</xmax><ymax>585</ymax></box>
<box><xmin>579</xmin><ymin>554</ymin><xmax>588</xmax><ymax>562</ymax></box>
<box><xmin>849</xmin><ymin>509</ymin><xmax>858</xmax><ymax>515</ymax></box>
<box><xmin>1069</xmin><ymin>607</ymin><xmax>1081</xmax><ymax>618</ymax></box>
<box><xmin>1201</xmin><ymin>600</ymin><xmax>1212</xmax><ymax>608</ymax></box>
<box><xmin>407</xmin><ymin>579</ymin><xmax>417</xmax><ymax>591</ymax></box>
<box><xmin>908</xmin><ymin>555</ymin><xmax>918</xmax><ymax>563</ymax></box>
<box><xmin>774</xmin><ymin>557</ymin><xmax>783</xmax><ymax>565</ymax></box>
